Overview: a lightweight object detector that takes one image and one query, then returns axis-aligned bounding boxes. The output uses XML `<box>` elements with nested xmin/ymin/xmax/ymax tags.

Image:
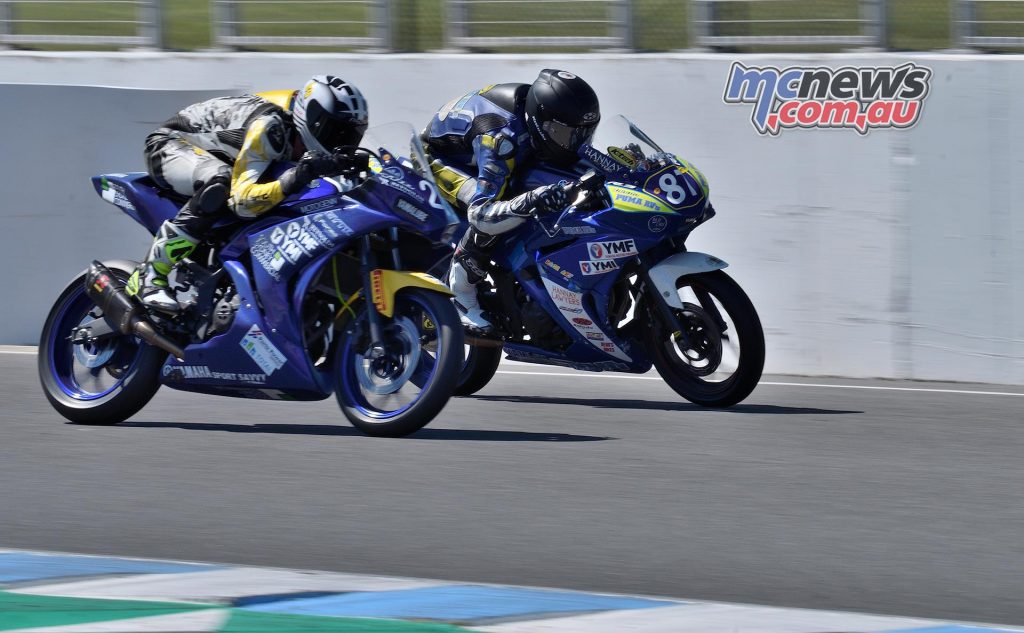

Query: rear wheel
<box><xmin>334</xmin><ymin>288</ymin><xmax>463</xmax><ymax>437</ymax></box>
<box><xmin>38</xmin><ymin>261</ymin><xmax>165</xmax><ymax>424</ymax></box>
<box><xmin>455</xmin><ymin>345</ymin><xmax>502</xmax><ymax>396</ymax></box>
<box><xmin>643</xmin><ymin>270</ymin><xmax>764</xmax><ymax>407</ymax></box>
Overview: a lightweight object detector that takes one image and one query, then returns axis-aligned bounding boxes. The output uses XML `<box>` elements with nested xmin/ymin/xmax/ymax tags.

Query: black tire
<box><xmin>38</xmin><ymin>260</ymin><xmax>165</xmax><ymax>425</ymax></box>
<box><xmin>643</xmin><ymin>270</ymin><xmax>764</xmax><ymax>408</ymax></box>
<box><xmin>455</xmin><ymin>345</ymin><xmax>503</xmax><ymax>396</ymax></box>
<box><xmin>333</xmin><ymin>288</ymin><xmax>463</xmax><ymax>437</ymax></box>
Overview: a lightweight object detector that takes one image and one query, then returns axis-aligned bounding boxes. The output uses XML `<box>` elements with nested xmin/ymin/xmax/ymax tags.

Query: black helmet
<box><xmin>525</xmin><ymin>69</ymin><xmax>601</xmax><ymax>165</ymax></box>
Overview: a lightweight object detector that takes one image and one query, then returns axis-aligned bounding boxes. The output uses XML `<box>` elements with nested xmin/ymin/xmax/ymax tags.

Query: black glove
<box><xmin>331</xmin><ymin>150</ymin><xmax>369</xmax><ymax>176</ymax></box>
<box><xmin>528</xmin><ymin>183</ymin><xmax>570</xmax><ymax>216</ymax></box>
<box><xmin>282</xmin><ymin>151</ymin><xmax>345</xmax><ymax>194</ymax></box>
<box><xmin>296</xmin><ymin>151</ymin><xmax>338</xmax><ymax>182</ymax></box>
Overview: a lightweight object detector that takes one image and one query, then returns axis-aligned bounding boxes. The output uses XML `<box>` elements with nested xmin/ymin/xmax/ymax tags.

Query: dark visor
<box><xmin>542</xmin><ymin>119</ymin><xmax>597</xmax><ymax>152</ymax></box>
<box><xmin>306</xmin><ymin>99</ymin><xmax>367</xmax><ymax>151</ymax></box>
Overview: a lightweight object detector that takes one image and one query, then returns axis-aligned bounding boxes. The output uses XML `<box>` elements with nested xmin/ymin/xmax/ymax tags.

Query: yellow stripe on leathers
<box><xmin>370</xmin><ymin>270</ymin><xmax>453</xmax><ymax>318</ymax></box>
<box><xmin>430</xmin><ymin>161</ymin><xmax>471</xmax><ymax>205</ymax></box>
<box><xmin>254</xmin><ymin>89</ymin><xmax>296</xmax><ymax>111</ymax></box>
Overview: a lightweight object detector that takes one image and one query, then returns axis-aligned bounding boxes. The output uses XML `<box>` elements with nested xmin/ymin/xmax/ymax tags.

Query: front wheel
<box><xmin>333</xmin><ymin>288</ymin><xmax>464</xmax><ymax>437</ymax></box>
<box><xmin>643</xmin><ymin>270</ymin><xmax>764</xmax><ymax>408</ymax></box>
<box><xmin>38</xmin><ymin>261</ymin><xmax>166</xmax><ymax>424</ymax></box>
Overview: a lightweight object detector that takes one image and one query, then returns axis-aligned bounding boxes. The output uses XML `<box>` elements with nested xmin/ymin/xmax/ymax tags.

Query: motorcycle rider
<box><xmin>422</xmin><ymin>69</ymin><xmax>600</xmax><ymax>336</ymax></box>
<box><xmin>131</xmin><ymin>75</ymin><xmax>369</xmax><ymax>312</ymax></box>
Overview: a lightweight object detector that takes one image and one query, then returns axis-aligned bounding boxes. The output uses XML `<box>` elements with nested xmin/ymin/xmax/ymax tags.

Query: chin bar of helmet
<box><xmin>84</xmin><ymin>261</ymin><xmax>186</xmax><ymax>361</ymax></box>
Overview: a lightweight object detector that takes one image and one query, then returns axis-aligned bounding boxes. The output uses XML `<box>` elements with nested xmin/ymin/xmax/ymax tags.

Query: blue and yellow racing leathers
<box><xmin>422</xmin><ymin>83</ymin><xmax>570</xmax><ymax>332</ymax></box>
<box><xmin>422</xmin><ymin>82</ymin><xmax>540</xmax><ymax>237</ymax></box>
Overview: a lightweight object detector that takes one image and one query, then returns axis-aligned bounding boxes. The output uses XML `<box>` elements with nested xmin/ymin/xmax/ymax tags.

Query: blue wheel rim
<box><xmin>48</xmin><ymin>285</ymin><xmax>143</xmax><ymax>401</ymax></box>
<box><xmin>339</xmin><ymin>294</ymin><xmax>443</xmax><ymax>420</ymax></box>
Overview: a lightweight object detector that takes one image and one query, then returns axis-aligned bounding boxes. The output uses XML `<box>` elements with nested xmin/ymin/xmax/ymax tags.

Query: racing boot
<box><xmin>448</xmin><ymin>229</ymin><xmax>498</xmax><ymax>338</ymax></box>
<box><xmin>127</xmin><ymin>220</ymin><xmax>198</xmax><ymax>313</ymax></box>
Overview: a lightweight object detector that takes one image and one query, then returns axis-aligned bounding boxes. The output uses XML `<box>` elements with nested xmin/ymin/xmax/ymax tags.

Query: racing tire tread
<box><xmin>335</xmin><ymin>288</ymin><xmax>464</xmax><ymax>437</ymax></box>
<box><xmin>644</xmin><ymin>270</ymin><xmax>764</xmax><ymax>408</ymax></box>
<box><xmin>38</xmin><ymin>260</ymin><xmax>166</xmax><ymax>425</ymax></box>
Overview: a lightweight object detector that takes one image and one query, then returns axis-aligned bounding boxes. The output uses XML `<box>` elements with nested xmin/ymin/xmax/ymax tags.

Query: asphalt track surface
<box><xmin>2</xmin><ymin>350</ymin><xmax>1023</xmax><ymax>625</ymax></box>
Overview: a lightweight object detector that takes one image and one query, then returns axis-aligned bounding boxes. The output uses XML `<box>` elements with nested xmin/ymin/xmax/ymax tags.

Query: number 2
<box><xmin>419</xmin><ymin>180</ymin><xmax>443</xmax><ymax>209</ymax></box>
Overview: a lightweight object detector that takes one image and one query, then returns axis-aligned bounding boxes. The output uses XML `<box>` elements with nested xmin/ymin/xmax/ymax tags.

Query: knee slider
<box><xmin>190</xmin><ymin>174</ymin><xmax>230</xmax><ymax>215</ymax></box>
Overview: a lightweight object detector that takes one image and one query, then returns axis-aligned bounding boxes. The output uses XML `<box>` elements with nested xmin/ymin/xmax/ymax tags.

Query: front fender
<box><xmin>648</xmin><ymin>252</ymin><xmax>728</xmax><ymax>309</ymax></box>
<box><xmin>370</xmin><ymin>269</ymin><xmax>453</xmax><ymax>318</ymax></box>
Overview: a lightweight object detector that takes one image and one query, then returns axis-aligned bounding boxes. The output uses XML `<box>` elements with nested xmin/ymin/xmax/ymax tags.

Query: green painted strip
<box><xmin>0</xmin><ymin>591</ymin><xmax>211</xmax><ymax>631</ymax></box>
<box><xmin>223</xmin><ymin>609</ymin><xmax>481</xmax><ymax>633</ymax></box>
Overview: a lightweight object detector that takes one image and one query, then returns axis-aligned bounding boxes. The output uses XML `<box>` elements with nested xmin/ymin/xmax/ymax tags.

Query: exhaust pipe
<box><xmin>84</xmin><ymin>261</ymin><xmax>186</xmax><ymax>361</ymax></box>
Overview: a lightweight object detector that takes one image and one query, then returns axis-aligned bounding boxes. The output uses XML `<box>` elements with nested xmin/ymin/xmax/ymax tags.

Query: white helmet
<box><xmin>292</xmin><ymin>75</ymin><xmax>368</xmax><ymax>155</ymax></box>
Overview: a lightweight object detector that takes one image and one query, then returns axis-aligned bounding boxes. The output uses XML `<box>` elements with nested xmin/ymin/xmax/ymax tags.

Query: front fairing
<box><xmin>577</xmin><ymin>114</ymin><xmax>713</xmax><ymax>229</ymax></box>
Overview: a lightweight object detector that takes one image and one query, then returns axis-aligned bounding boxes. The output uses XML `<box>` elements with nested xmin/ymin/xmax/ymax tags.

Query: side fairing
<box><xmin>248</xmin><ymin>199</ymin><xmax>395</xmax><ymax>346</ymax></box>
<box><xmin>159</xmin><ymin>261</ymin><xmax>330</xmax><ymax>400</ymax></box>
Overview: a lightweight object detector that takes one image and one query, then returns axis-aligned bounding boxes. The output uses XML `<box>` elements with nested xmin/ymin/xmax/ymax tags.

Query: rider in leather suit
<box><xmin>130</xmin><ymin>75</ymin><xmax>369</xmax><ymax>312</ymax></box>
<box><xmin>422</xmin><ymin>69</ymin><xmax>601</xmax><ymax>336</ymax></box>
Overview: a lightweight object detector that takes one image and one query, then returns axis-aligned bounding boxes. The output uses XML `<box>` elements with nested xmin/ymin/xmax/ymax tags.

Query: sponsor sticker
<box><xmin>587</xmin><ymin>239</ymin><xmax>637</xmax><ymax>261</ymax></box>
<box><xmin>608</xmin><ymin>146</ymin><xmax>638</xmax><ymax>168</ymax></box>
<box><xmin>100</xmin><ymin>179</ymin><xmax>135</xmax><ymax>211</ymax></box>
<box><xmin>559</xmin><ymin>225</ymin><xmax>597</xmax><ymax>235</ymax></box>
<box><xmin>163</xmin><ymin>364</ymin><xmax>267</xmax><ymax>384</ymax></box>
<box><xmin>540</xmin><ymin>276</ymin><xmax>630</xmax><ymax>362</ymax></box>
<box><xmin>239</xmin><ymin>324</ymin><xmax>287</xmax><ymax>375</ymax></box>
<box><xmin>374</xmin><ymin>165</ymin><xmax>430</xmax><ymax>202</ymax></box>
<box><xmin>298</xmin><ymin>196</ymin><xmax>338</xmax><ymax>214</ymax></box>
<box><xmin>579</xmin><ymin>259</ymin><xmax>619</xmax><ymax>276</ymax></box>
<box><xmin>396</xmin><ymin>198</ymin><xmax>430</xmax><ymax>222</ymax></box>
<box><xmin>582</xmin><ymin>145</ymin><xmax>623</xmax><ymax>174</ymax></box>
<box><xmin>543</xmin><ymin>278</ymin><xmax>582</xmax><ymax>307</ymax></box>
<box><xmin>252</xmin><ymin>211</ymin><xmax>351</xmax><ymax>281</ymax></box>
<box><xmin>723</xmin><ymin>61</ymin><xmax>932</xmax><ymax>136</ymax></box>
<box><xmin>543</xmin><ymin>258</ymin><xmax>574</xmax><ymax>281</ymax></box>
<box><xmin>648</xmin><ymin>215</ymin><xmax>668</xmax><ymax>233</ymax></box>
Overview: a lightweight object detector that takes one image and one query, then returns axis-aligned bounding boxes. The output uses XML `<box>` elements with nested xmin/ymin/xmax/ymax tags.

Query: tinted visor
<box><xmin>306</xmin><ymin>99</ymin><xmax>367</xmax><ymax>151</ymax></box>
<box><xmin>542</xmin><ymin>119</ymin><xmax>597</xmax><ymax>152</ymax></box>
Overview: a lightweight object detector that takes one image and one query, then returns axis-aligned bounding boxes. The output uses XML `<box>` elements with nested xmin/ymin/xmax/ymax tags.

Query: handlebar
<box><xmin>560</xmin><ymin>169</ymin><xmax>606</xmax><ymax>199</ymax></box>
<box><xmin>549</xmin><ymin>169</ymin><xmax>606</xmax><ymax>231</ymax></box>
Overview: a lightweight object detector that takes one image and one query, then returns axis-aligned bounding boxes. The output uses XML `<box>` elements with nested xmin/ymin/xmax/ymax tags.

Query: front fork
<box><xmin>359</xmin><ymin>229</ymin><xmax>406</xmax><ymax>348</ymax></box>
<box><xmin>360</xmin><ymin>235</ymin><xmax>386</xmax><ymax>346</ymax></box>
<box><xmin>639</xmin><ymin>263</ymin><xmax>691</xmax><ymax>350</ymax></box>
<box><xmin>638</xmin><ymin>250</ymin><xmax>729</xmax><ymax>349</ymax></box>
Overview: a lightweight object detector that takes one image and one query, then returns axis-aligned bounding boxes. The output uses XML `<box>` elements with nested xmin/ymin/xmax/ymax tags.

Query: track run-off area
<box><xmin>2</xmin><ymin>348</ymin><xmax>1023</xmax><ymax>626</ymax></box>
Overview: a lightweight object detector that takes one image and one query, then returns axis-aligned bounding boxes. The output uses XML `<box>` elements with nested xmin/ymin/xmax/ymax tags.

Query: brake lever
<box><xmin>552</xmin><ymin>171</ymin><xmax>605</xmax><ymax>231</ymax></box>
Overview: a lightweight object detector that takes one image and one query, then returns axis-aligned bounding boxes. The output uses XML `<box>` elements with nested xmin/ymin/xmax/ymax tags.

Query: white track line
<box><xmin>9</xmin><ymin>346</ymin><xmax>1020</xmax><ymax>398</ymax></box>
<box><xmin>495</xmin><ymin>370</ymin><xmax>1024</xmax><ymax>397</ymax></box>
<box><xmin>0</xmin><ymin>345</ymin><xmax>37</xmax><ymax>355</ymax></box>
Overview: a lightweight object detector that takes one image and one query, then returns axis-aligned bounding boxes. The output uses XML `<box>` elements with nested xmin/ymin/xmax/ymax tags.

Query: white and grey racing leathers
<box><xmin>144</xmin><ymin>92</ymin><xmax>299</xmax><ymax>233</ymax></box>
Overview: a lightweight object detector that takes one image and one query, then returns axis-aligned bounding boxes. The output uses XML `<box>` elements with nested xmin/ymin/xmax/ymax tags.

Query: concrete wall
<box><xmin>1</xmin><ymin>52</ymin><xmax>1021</xmax><ymax>384</ymax></box>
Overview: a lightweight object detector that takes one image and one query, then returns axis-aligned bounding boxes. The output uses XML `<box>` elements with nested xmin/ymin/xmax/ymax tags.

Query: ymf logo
<box><xmin>723</xmin><ymin>62</ymin><xmax>931</xmax><ymax>136</ymax></box>
<box><xmin>587</xmin><ymin>239</ymin><xmax>637</xmax><ymax>261</ymax></box>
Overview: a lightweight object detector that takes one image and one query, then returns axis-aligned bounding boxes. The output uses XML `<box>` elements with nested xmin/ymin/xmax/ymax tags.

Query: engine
<box><xmin>519</xmin><ymin>288</ymin><xmax>571</xmax><ymax>348</ymax></box>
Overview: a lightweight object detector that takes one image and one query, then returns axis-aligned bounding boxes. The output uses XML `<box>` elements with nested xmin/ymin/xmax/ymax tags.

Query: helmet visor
<box><xmin>541</xmin><ymin>119</ymin><xmax>597</xmax><ymax>153</ymax></box>
<box><xmin>306</xmin><ymin>99</ymin><xmax>367</xmax><ymax>151</ymax></box>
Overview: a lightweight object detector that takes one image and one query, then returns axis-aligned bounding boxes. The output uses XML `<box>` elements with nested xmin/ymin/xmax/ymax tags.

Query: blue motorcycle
<box><xmin>39</xmin><ymin>126</ymin><xmax>466</xmax><ymax>437</ymax></box>
<box><xmin>453</xmin><ymin>116</ymin><xmax>765</xmax><ymax>407</ymax></box>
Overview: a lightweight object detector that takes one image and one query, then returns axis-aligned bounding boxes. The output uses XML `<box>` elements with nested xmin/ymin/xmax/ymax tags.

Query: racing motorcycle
<box><xmin>452</xmin><ymin>116</ymin><xmax>765</xmax><ymax>407</ymax></box>
<box><xmin>38</xmin><ymin>125</ymin><xmax>465</xmax><ymax>437</ymax></box>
